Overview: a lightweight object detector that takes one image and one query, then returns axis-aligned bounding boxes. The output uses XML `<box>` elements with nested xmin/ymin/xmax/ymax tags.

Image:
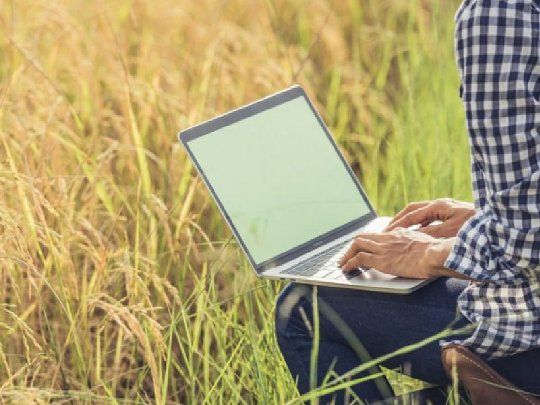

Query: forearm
<box><xmin>446</xmin><ymin>209</ymin><xmax>538</xmax><ymax>283</ymax></box>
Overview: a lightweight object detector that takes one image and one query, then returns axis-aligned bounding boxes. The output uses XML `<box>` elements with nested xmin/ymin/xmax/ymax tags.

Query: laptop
<box><xmin>178</xmin><ymin>85</ymin><xmax>431</xmax><ymax>294</ymax></box>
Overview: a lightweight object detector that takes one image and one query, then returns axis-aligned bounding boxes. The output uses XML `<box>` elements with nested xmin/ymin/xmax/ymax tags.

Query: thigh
<box><xmin>488</xmin><ymin>348</ymin><xmax>540</xmax><ymax>395</ymax></box>
<box><xmin>283</xmin><ymin>277</ymin><xmax>470</xmax><ymax>385</ymax></box>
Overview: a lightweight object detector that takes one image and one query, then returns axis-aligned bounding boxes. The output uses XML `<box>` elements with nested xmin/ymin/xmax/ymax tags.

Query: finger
<box><xmin>342</xmin><ymin>252</ymin><xmax>378</xmax><ymax>272</ymax></box>
<box><xmin>338</xmin><ymin>238</ymin><xmax>381</xmax><ymax>266</ymax></box>
<box><xmin>386</xmin><ymin>201</ymin><xmax>429</xmax><ymax>229</ymax></box>
<box><xmin>352</xmin><ymin>232</ymin><xmax>391</xmax><ymax>242</ymax></box>
<box><xmin>418</xmin><ymin>223</ymin><xmax>450</xmax><ymax>238</ymax></box>
<box><xmin>386</xmin><ymin>205</ymin><xmax>437</xmax><ymax>231</ymax></box>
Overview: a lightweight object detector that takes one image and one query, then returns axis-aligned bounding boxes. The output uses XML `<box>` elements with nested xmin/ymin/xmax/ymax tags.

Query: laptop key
<box><xmin>281</xmin><ymin>241</ymin><xmax>348</xmax><ymax>277</ymax></box>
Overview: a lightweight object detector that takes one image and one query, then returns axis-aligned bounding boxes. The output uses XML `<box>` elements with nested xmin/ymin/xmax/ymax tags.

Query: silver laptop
<box><xmin>178</xmin><ymin>85</ymin><xmax>431</xmax><ymax>294</ymax></box>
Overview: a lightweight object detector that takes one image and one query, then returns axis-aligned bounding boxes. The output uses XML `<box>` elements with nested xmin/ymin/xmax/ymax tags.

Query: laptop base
<box><xmin>262</xmin><ymin>217</ymin><xmax>433</xmax><ymax>295</ymax></box>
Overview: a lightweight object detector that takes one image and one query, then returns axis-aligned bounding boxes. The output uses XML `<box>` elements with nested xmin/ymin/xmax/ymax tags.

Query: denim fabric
<box><xmin>275</xmin><ymin>278</ymin><xmax>540</xmax><ymax>404</ymax></box>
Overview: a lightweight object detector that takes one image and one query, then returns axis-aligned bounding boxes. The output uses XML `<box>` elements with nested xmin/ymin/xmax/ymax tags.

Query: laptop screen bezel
<box><xmin>179</xmin><ymin>85</ymin><xmax>376</xmax><ymax>273</ymax></box>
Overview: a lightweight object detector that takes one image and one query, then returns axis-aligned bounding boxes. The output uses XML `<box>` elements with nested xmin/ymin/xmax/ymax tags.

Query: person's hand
<box><xmin>338</xmin><ymin>229</ymin><xmax>458</xmax><ymax>279</ymax></box>
<box><xmin>385</xmin><ymin>198</ymin><xmax>475</xmax><ymax>238</ymax></box>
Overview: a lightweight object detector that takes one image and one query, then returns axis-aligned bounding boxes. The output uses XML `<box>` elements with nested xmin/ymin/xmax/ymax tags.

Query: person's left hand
<box><xmin>338</xmin><ymin>229</ymin><xmax>453</xmax><ymax>279</ymax></box>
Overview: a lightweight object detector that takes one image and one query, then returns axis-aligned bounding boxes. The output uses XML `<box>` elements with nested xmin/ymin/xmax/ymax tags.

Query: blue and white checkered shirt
<box><xmin>443</xmin><ymin>0</ymin><xmax>540</xmax><ymax>359</ymax></box>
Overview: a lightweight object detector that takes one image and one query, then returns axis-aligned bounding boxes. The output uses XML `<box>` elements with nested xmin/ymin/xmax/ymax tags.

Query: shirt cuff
<box><xmin>444</xmin><ymin>214</ymin><xmax>528</xmax><ymax>285</ymax></box>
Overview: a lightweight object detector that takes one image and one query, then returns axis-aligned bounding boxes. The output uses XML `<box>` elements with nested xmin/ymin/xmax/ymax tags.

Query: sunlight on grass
<box><xmin>0</xmin><ymin>0</ymin><xmax>467</xmax><ymax>403</ymax></box>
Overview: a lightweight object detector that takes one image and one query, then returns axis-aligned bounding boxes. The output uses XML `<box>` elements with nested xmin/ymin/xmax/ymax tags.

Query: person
<box><xmin>275</xmin><ymin>0</ymin><xmax>540</xmax><ymax>403</ymax></box>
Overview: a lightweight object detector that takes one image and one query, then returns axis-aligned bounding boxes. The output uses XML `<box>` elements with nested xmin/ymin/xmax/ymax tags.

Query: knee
<box><xmin>274</xmin><ymin>283</ymin><xmax>312</xmax><ymax>346</ymax></box>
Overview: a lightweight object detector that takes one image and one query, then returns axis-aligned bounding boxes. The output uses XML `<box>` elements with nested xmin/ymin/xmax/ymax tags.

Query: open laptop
<box><xmin>178</xmin><ymin>85</ymin><xmax>431</xmax><ymax>294</ymax></box>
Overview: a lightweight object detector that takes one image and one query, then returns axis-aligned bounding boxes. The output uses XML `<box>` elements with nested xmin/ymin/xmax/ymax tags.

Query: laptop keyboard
<box><xmin>280</xmin><ymin>241</ymin><xmax>349</xmax><ymax>277</ymax></box>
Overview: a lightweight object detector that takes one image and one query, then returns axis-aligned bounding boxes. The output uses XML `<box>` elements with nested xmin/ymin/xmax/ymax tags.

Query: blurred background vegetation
<box><xmin>0</xmin><ymin>0</ymin><xmax>469</xmax><ymax>403</ymax></box>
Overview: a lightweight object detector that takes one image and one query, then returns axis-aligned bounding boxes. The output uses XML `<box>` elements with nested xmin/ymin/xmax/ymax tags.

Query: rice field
<box><xmin>0</xmin><ymin>0</ymin><xmax>470</xmax><ymax>403</ymax></box>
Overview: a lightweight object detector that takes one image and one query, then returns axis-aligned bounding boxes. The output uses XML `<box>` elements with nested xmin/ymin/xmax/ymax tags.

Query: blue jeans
<box><xmin>275</xmin><ymin>278</ymin><xmax>540</xmax><ymax>404</ymax></box>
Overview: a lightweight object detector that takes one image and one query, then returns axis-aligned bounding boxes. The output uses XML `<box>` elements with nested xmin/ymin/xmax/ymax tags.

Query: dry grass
<box><xmin>0</xmin><ymin>0</ymin><xmax>468</xmax><ymax>403</ymax></box>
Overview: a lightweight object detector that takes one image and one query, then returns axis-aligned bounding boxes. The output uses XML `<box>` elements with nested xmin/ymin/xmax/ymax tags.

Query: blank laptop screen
<box><xmin>186</xmin><ymin>95</ymin><xmax>371</xmax><ymax>265</ymax></box>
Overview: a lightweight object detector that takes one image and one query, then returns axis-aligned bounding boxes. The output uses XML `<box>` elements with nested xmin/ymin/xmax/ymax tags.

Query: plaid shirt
<box><xmin>443</xmin><ymin>0</ymin><xmax>540</xmax><ymax>359</ymax></box>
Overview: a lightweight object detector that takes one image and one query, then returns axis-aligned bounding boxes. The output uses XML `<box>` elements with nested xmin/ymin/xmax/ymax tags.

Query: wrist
<box><xmin>423</xmin><ymin>238</ymin><xmax>455</xmax><ymax>278</ymax></box>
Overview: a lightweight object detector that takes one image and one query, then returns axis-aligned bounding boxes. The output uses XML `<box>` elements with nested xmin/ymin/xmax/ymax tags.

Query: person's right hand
<box><xmin>384</xmin><ymin>198</ymin><xmax>475</xmax><ymax>238</ymax></box>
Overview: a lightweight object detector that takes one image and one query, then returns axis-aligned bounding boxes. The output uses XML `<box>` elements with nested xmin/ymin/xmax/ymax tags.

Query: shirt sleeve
<box><xmin>444</xmin><ymin>0</ymin><xmax>540</xmax><ymax>284</ymax></box>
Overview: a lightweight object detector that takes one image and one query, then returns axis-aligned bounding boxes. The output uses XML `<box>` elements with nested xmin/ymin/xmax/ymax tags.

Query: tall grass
<box><xmin>0</xmin><ymin>0</ymin><xmax>468</xmax><ymax>403</ymax></box>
